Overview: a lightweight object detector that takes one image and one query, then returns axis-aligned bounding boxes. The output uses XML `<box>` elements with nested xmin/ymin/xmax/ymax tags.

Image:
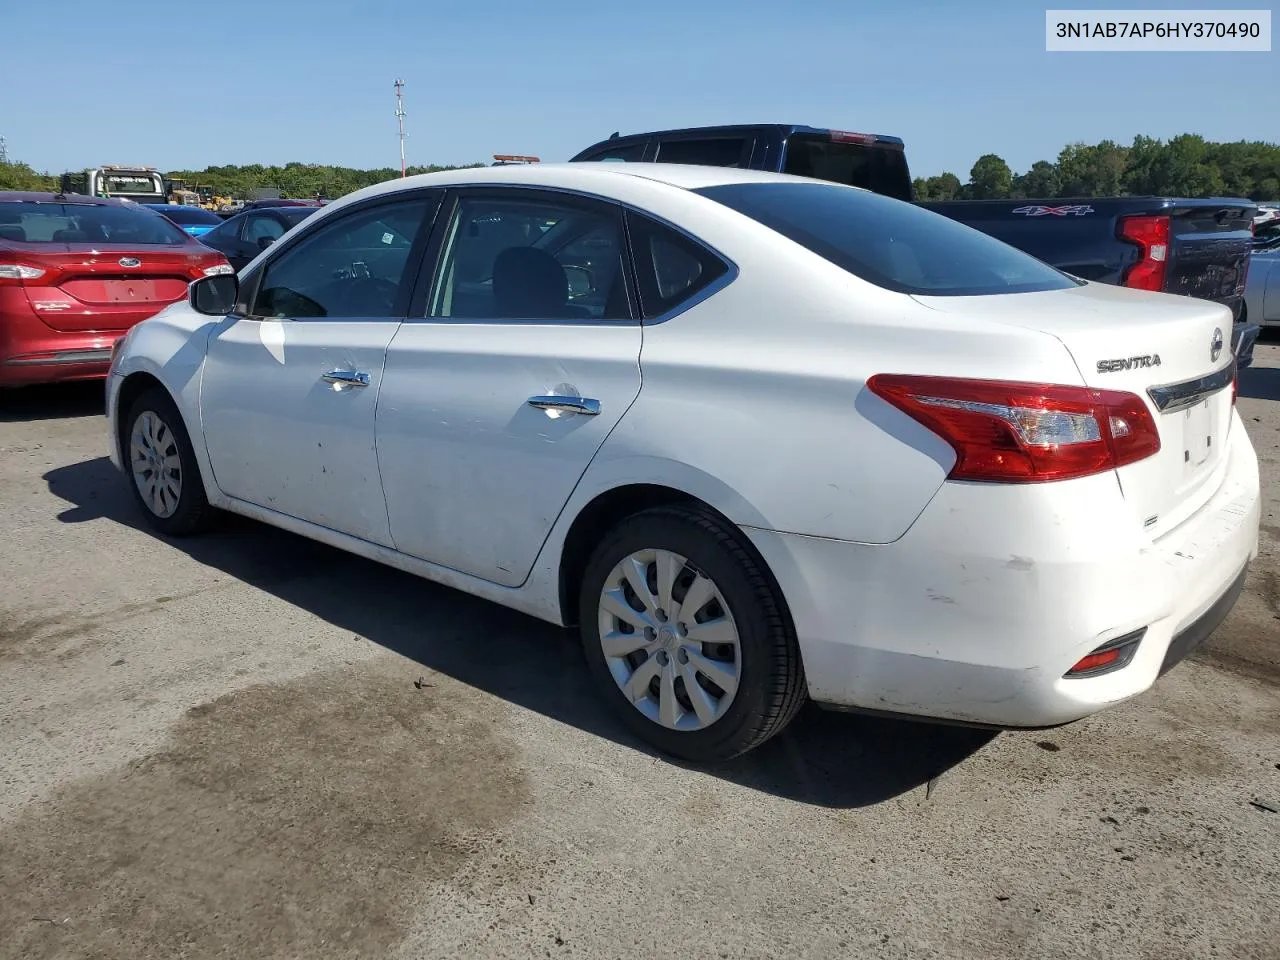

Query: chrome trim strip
<box><xmin>1146</xmin><ymin>361</ymin><xmax>1236</xmax><ymax>413</ymax></box>
<box><xmin>5</xmin><ymin>349</ymin><xmax>113</xmax><ymax>366</ymax></box>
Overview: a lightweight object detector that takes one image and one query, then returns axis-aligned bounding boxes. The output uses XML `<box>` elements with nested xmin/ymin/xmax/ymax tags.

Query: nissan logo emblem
<box><xmin>119</xmin><ymin>257</ymin><xmax>141</xmax><ymax>268</ymax></box>
<box><xmin>1210</xmin><ymin>327</ymin><xmax>1224</xmax><ymax>363</ymax></box>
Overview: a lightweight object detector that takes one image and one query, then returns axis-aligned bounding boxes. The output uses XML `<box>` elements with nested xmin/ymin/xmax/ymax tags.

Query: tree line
<box><xmin>3</xmin><ymin>133</ymin><xmax>1277</xmax><ymax>202</ymax></box>
<box><xmin>0</xmin><ymin>159</ymin><xmax>485</xmax><ymax>199</ymax></box>
<box><xmin>914</xmin><ymin>134</ymin><xmax>1279</xmax><ymax>201</ymax></box>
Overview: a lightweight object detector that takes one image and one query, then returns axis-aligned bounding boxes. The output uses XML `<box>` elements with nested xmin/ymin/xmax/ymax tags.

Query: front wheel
<box><xmin>123</xmin><ymin>387</ymin><xmax>214</xmax><ymax>536</ymax></box>
<box><xmin>578</xmin><ymin>504</ymin><xmax>806</xmax><ymax>762</ymax></box>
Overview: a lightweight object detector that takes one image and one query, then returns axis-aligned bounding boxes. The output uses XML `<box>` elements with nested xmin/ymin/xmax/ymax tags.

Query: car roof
<box><xmin>586</xmin><ymin>123</ymin><xmax>906</xmax><ymax>146</ymax></box>
<box><xmin>343</xmin><ymin>162</ymin><xmax>819</xmax><ymax>206</ymax></box>
<box><xmin>0</xmin><ymin>191</ymin><xmax>135</xmax><ymax>207</ymax></box>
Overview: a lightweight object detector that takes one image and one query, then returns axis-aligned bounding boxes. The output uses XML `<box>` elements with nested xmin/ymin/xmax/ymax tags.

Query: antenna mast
<box><xmin>394</xmin><ymin>79</ymin><xmax>407</xmax><ymax>178</ymax></box>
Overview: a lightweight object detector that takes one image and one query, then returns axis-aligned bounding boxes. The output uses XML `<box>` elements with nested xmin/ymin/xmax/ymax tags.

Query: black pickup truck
<box><xmin>571</xmin><ymin>125</ymin><xmax>1260</xmax><ymax>366</ymax></box>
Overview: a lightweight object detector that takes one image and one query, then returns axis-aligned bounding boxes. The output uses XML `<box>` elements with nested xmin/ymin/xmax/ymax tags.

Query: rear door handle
<box><xmin>527</xmin><ymin>395</ymin><xmax>601</xmax><ymax>416</ymax></box>
<box><xmin>321</xmin><ymin>370</ymin><xmax>370</xmax><ymax>388</ymax></box>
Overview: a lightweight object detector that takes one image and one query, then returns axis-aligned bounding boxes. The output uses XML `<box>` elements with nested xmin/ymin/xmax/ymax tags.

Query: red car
<box><xmin>0</xmin><ymin>192</ymin><xmax>231</xmax><ymax>388</ymax></box>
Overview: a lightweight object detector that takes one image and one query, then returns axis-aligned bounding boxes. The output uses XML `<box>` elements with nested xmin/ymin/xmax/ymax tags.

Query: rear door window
<box><xmin>428</xmin><ymin>191</ymin><xmax>632</xmax><ymax>322</ymax></box>
<box><xmin>654</xmin><ymin>138</ymin><xmax>748</xmax><ymax>167</ymax></box>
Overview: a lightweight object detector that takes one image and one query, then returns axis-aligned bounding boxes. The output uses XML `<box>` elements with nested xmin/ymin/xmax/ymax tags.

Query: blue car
<box><xmin>143</xmin><ymin>203</ymin><xmax>223</xmax><ymax>238</ymax></box>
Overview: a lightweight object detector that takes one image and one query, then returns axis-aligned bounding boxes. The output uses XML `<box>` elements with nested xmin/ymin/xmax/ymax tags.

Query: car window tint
<box><xmin>252</xmin><ymin>199</ymin><xmax>432</xmax><ymax>319</ymax></box>
<box><xmin>655</xmin><ymin>138</ymin><xmax>745</xmax><ymax>167</ymax></box>
<box><xmin>579</xmin><ymin>141</ymin><xmax>646</xmax><ymax>162</ymax></box>
<box><xmin>244</xmin><ymin>214</ymin><xmax>285</xmax><ymax>244</ymax></box>
<box><xmin>430</xmin><ymin>194</ymin><xmax>630</xmax><ymax>321</ymax></box>
<box><xmin>626</xmin><ymin>212</ymin><xmax>729</xmax><ymax>318</ymax></box>
<box><xmin>695</xmin><ymin>182</ymin><xmax>1079</xmax><ymax>297</ymax></box>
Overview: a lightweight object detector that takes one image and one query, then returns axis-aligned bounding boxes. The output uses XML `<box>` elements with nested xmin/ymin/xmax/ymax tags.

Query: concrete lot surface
<box><xmin>1</xmin><ymin>344</ymin><xmax>1278</xmax><ymax>960</ymax></box>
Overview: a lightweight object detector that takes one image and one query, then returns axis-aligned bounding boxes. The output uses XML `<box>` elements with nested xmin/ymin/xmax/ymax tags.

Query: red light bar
<box><xmin>492</xmin><ymin>154</ymin><xmax>541</xmax><ymax>164</ymax></box>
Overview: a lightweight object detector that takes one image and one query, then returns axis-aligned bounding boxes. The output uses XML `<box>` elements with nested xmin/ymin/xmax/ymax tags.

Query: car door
<box><xmin>200</xmin><ymin>191</ymin><xmax>440</xmax><ymax>545</ymax></box>
<box><xmin>377</xmin><ymin>187</ymin><xmax>643</xmax><ymax>586</ymax></box>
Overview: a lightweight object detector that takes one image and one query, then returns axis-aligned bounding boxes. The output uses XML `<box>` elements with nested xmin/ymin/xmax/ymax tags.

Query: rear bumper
<box><xmin>745</xmin><ymin>415</ymin><xmax>1261</xmax><ymax>727</ymax></box>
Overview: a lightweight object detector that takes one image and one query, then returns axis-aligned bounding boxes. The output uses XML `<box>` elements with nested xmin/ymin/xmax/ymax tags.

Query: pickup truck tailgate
<box><xmin>1163</xmin><ymin>203</ymin><xmax>1253</xmax><ymax>306</ymax></box>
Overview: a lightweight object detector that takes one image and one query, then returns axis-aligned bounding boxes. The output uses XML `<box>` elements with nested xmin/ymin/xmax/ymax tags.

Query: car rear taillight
<box><xmin>1118</xmin><ymin>214</ymin><xmax>1171</xmax><ymax>291</ymax></box>
<box><xmin>866</xmin><ymin>375</ymin><xmax>1162</xmax><ymax>483</ymax></box>
<box><xmin>0</xmin><ymin>262</ymin><xmax>46</xmax><ymax>284</ymax></box>
<box><xmin>202</xmin><ymin>263</ymin><xmax>234</xmax><ymax>276</ymax></box>
<box><xmin>829</xmin><ymin>130</ymin><xmax>877</xmax><ymax>144</ymax></box>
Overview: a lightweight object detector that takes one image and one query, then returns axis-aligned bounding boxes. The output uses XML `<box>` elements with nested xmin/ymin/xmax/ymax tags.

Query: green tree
<box><xmin>925</xmin><ymin>172</ymin><xmax>963</xmax><ymax>201</ymax></box>
<box><xmin>1056</xmin><ymin>140</ymin><xmax>1128</xmax><ymax>196</ymax></box>
<box><xmin>1012</xmin><ymin>160</ymin><xmax>1061</xmax><ymax>198</ymax></box>
<box><xmin>968</xmin><ymin>154</ymin><xmax>1012</xmax><ymax>199</ymax></box>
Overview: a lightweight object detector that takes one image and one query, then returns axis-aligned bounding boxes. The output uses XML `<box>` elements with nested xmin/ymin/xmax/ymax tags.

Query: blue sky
<box><xmin>4</xmin><ymin>0</ymin><xmax>1275</xmax><ymax>179</ymax></box>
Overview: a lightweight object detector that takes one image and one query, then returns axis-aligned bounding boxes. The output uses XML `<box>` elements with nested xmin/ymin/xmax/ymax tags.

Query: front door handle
<box><xmin>527</xmin><ymin>395</ymin><xmax>601</xmax><ymax>416</ymax></box>
<box><xmin>321</xmin><ymin>370</ymin><xmax>370</xmax><ymax>388</ymax></box>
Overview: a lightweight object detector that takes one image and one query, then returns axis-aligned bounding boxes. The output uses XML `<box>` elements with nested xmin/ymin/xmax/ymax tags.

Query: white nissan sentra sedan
<box><xmin>106</xmin><ymin>163</ymin><xmax>1261</xmax><ymax>762</ymax></box>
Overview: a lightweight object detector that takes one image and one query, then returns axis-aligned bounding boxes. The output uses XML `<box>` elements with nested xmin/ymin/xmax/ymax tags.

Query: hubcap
<box><xmin>597</xmin><ymin>548</ymin><xmax>741</xmax><ymax>732</ymax></box>
<box><xmin>129</xmin><ymin>411</ymin><xmax>182</xmax><ymax>519</ymax></box>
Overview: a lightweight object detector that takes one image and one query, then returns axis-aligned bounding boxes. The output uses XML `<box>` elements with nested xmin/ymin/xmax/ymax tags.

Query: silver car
<box><xmin>1245</xmin><ymin>218</ymin><xmax>1280</xmax><ymax>329</ymax></box>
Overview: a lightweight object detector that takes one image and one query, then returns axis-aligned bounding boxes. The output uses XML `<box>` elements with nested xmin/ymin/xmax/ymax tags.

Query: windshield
<box><xmin>0</xmin><ymin>202</ymin><xmax>191</xmax><ymax>245</ymax></box>
<box><xmin>695</xmin><ymin>182</ymin><xmax>1080</xmax><ymax>297</ymax></box>
<box><xmin>99</xmin><ymin>172</ymin><xmax>164</xmax><ymax>196</ymax></box>
<box><xmin>783</xmin><ymin>135</ymin><xmax>914</xmax><ymax>201</ymax></box>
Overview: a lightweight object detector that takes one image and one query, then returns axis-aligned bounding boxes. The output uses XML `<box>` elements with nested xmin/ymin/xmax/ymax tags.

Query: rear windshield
<box><xmin>695</xmin><ymin>182</ymin><xmax>1080</xmax><ymax>297</ymax></box>
<box><xmin>783</xmin><ymin>135</ymin><xmax>913</xmax><ymax>202</ymax></box>
<box><xmin>0</xmin><ymin>202</ymin><xmax>191</xmax><ymax>245</ymax></box>
<box><xmin>150</xmin><ymin>205</ymin><xmax>221</xmax><ymax>225</ymax></box>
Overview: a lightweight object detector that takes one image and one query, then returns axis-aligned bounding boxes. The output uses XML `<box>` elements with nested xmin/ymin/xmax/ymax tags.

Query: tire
<box><xmin>122</xmin><ymin>387</ymin><xmax>214</xmax><ymax>536</ymax></box>
<box><xmin>578</xmin><ymin>504</ymin><xmax>806</xmax><ymax>762</ymax></box>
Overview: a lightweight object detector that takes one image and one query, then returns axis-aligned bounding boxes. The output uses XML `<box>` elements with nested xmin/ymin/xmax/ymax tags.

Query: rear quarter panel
<box><xmin>542</xmin><ymin>183</ymin><xmax>1088</xmax><ymax>546</ymax></box>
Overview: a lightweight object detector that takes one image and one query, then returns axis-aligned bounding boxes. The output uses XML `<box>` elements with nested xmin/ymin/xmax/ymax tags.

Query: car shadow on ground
<box><xmin>44</xmin><ymin>455</ymin><xmax>996</xmax><ymax>809</ymax></box>
<box><xmin>0</xmin><ymin>381</ymin><xmax>106</xmax><ymax>423</ymax></box>
<box><xmin>1239</xmin><ymin>363</ymin><xmax>1280</xmax><ymax>402</ymax></box>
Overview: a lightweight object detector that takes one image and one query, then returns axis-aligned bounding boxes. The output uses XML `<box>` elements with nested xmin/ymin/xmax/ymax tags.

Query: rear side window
<box><xmin>0</xmin><ymin>202</ymin><xmax>189</xmax><ymax>245</ymax></box>
<box><xmin>783</xmin><ymin>135</ymin><xmax>913</xmax><ymax>202</ymax></box>
<box><xmin>626</xmin><ymin>212</ymin><xmax>729</xmax><ymax>318</ymax></box>
<box><xmin>695</xmin><ymin>182</ymin><xmax>1079</xmax><ymax>297</ymax></box>
<box><xmin>655</xmin><ymin>138</ymin><xmax>746</xmax><ymax>167</ymax></box>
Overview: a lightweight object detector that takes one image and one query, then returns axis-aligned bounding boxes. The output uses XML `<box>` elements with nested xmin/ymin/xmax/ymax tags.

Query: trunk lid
<box><xmin>913</xmin><ymin>281</ymin><xmax>1236</xmax><ymax>537</ymax></box>
<box><xmin>18</xmin><ymin>244</ymin><xmax>210</xmax><ymax>332</ymax></box>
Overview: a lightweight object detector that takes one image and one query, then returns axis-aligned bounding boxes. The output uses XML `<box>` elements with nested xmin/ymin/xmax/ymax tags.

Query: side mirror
<box><xmin>257</xmin><ymin>235</ymin><xmax>276</xmax><ymax>251</ymax></box>
<box><xmin>190</xmin><ymin>273</ymin><xmax>239</xmax><ymax>316</ymax></box>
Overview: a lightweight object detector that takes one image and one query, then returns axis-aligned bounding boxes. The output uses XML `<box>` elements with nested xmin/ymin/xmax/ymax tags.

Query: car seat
<box><xmin>492</xmin><ymin>246</ymin><xmax>590</xmax><ymax>319</ymax></box>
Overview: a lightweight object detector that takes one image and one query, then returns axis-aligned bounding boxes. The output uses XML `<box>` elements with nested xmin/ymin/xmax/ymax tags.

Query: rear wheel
<box><xmin>123</xmin><ymin>388</ymin><xmax>213</xmax><ymax>536</ymax></box>
<box><xmin>578</xmin><ymin>504</ymin><xmax>805</xmax><ymax>761</ymax></box>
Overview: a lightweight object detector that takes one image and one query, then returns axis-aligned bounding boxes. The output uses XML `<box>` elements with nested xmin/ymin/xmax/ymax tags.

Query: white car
<box><xmin>106</xmin><ymin>163</ymin><xmax>1261</xmax><ymax>761</ymax></box>
<box><xmin>1245</xmin><ymin>220</ymin><xmax>1280</xmax><ymax>329</ymax></box>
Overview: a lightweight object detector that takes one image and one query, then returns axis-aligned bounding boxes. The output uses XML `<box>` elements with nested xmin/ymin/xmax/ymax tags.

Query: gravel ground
<box><xmin>1</xmin><ymin>344</ymin><xmax>1278</xmax><ymax>960</ymax></box>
